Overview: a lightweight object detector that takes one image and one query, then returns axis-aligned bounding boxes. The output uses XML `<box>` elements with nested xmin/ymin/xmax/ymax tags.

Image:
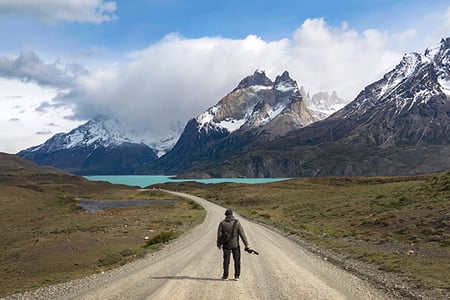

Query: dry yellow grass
<box><xmin>0</xmin><ymin>176</ymin><xmax>205</xmax><ymax>297</ymax></box>
<box><xmin>156</xmin><ymin>172</ymin><xmax>450</xmax><ymax>292</ymax></box>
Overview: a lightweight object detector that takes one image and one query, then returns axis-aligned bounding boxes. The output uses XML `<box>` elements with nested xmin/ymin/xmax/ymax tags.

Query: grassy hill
<box><xmin>154</xmin><ymin>172</ymin><xmax>450</xmax><ymax>298</ymax></box>
<box><xmin>0</xmin><ymin>153</ymin><xmax>205</xmax><ymax>297</ymax></box>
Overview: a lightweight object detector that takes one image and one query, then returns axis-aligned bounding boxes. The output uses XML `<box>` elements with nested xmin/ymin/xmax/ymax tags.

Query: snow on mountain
<box><xmin>23</xmin><ymin>115</ymin><xmax>182</xmax><ymax>157</ymax></box>
<box><xmin>180</xmin><ymin>37</ymin><xmax>450</xmax><ymax>178</ymax></box>
<box><xmin>438</xmin><ymin>77</ymin><xmax>450</xmax><ymax>96</ymax></box>
<box><xmin>311</xmin><ymin>36</ymin><xmax>450</xmax><ymax>153</ymax></box>
<box><xmin>23</xmin><ymin>115</ymin><xmax>134</xmax><ymax>153</ymax></box>
<box><xmin>139</xmin><ymin>70</ymin><xmax>324</xmax><ymax>175</ymax></box>
<box><xmin>338</xmin><ymin>38</ymin><xmax>450</xmax><ymax>121</ymax></box>
<box><xmin>304</xmin><ymin>90</ymin><xmax>347</xmax><ymax>115</ymax></box>
<box><xmin>274</xmin><ymin>79</ymin><xmax>296</xmax><ymax>92</ymax></box>
<box><xmin>18</xmin><ymin>115</ymin><xmax>163</xmax><ymax>175</ymax></box>
<box><xmin>194</xmin><ymin>70</ymin><xmax>319</xmax><ymax>135</ymax></box>
<box><xmin>145</xmin><ymin>121</ymin><xmax>185</xmax><ymax>157</ymax></box>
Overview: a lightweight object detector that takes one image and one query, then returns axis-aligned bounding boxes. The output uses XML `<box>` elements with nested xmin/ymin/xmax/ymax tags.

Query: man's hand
<box><xmin>244</xmin><ymin>246</ymin><xmax>259</xmax><ymax>255</ymax></box>
<box><xmin>217</xmin><ymin>244</ymin><xmax>222</xmax><ymax>250</ymax></box>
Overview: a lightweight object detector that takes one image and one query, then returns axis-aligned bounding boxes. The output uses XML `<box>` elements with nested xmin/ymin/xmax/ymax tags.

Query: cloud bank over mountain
<box><xmin>1</xmin><ymin>4</ymin><xmax>450</xmax><ymax>153</ymax></box>
<box><xmin>4</xmin><ymin>19</ymin><xmax>408</xmax><ymax>132</ymax></box>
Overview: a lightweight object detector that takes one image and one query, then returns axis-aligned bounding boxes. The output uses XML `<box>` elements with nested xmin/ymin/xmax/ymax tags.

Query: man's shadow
<box><xmin>152</xmin><ymin>276</ymin><xmax>223</xmax><ymax>282</ymax></box>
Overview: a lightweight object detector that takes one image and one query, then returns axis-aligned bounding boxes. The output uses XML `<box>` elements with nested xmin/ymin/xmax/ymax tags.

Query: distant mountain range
<box><xmin>137</xmin><ymin>70</ymin><xmax>323</xmax><ymax>175</ymax></box>
<box><xmin>18</xmin><ymin>116</ymin><xmax>159</xmax><ymax>175</ymax></box>
<box><xmin>141</xmin><ymin>37</ymin><xmax>450</xmax><ymax>177</ymax></box>
<box><xmin>305</xmin><ymin>90</ymin><xmax>347</xmax><ymax>115</ymax></box>
<box><xmin>17</xmin><ymin>37</ymin><xmax>450</xmax><ymax>177</ymax></box>
<box><xmin>17</xmin><ymin>71</ymin><xmax>338</xmax><ymax>174</ymax></box>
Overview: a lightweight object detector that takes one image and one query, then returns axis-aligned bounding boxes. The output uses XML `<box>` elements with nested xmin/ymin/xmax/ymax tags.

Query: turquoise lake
<box><xmin>83</xmin><ymin>175</ymin><xmax>290</xmax><ymax>188</ymax></box>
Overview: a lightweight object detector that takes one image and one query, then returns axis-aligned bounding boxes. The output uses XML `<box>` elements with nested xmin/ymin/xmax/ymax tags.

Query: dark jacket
<box><xmin>217</xmin><ymin>215</ymin><xmax>249</xmax><ymax>249</ymax></box>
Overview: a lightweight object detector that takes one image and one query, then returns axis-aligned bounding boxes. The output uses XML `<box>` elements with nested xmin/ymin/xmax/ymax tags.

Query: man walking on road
<box><xmin>217</xmin><ymin>209</ymin><xmax>250</xmax><ymax>281</ymax></box>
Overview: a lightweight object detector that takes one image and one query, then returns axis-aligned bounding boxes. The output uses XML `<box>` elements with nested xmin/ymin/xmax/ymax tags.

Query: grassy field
<box><xmin>154</xmin><ymin>172</ymin><xmax>450</xmax><ymax>295</ymax></box>
<box><xmin>1</xmin><ymin>152</ymin><xmax>448</xmax><ymax>297</ymax></box>
<box><xmin>0</xmin><ymin>172</ymin><xmax>205</xmax><ymax>297</ymax></box>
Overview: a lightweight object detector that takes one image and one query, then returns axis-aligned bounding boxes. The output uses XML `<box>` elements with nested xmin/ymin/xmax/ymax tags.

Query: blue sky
<box><xmin>0</xmin><ymin>0</ymin><xmax>449</xmax><ymax>153</ymax></box>
<box><xmin>2</xmin><ymin>0</ymin><xmax>448</xmax><ymax>57</ymax></box>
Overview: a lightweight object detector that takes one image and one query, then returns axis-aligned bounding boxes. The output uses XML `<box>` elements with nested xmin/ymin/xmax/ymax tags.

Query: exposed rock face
<box><xmin>157</xmin><ymin>38</ymin><xmax>450</xmax><ymax>177</ymax></box>
<box><xmin>324</xmin><ymin>38</ymin><xmax>450</xmax><ymax>148</ymax></box>
<box><xmin>139</xmin><ymin>70</ymin><xmax>320</xmax><ymax>174</ymax></box>
<box><xmin>19</xmin><ymin>38</ymin><xmax>450</xmax><ymax>178</ymax></box>
<box><xmin>233</xmin><ymin>69</ymin><xmax>273</xmax><ymax>91</ymax></box>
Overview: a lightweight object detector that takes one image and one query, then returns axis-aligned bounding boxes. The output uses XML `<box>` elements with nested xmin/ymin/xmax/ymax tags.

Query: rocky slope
<box><xmin>139</xmin><ymin>70</ymin><xmax>321</xmax><ymax>174</ymax></box>
<box><xmin>166</xmin><ymin>37</ymin><xmax>450</xmax><ymax>177</ymax></box>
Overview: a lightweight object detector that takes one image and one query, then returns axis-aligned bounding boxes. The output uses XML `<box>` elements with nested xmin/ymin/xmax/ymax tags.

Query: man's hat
<box><xmin>225</xmin><ymin>209</ymin><xmax>233</xmax><ymax>216</ymax></box>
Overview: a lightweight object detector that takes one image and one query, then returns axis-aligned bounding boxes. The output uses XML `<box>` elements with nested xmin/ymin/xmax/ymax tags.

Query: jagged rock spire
<box><xmin>274</xmin><ymin>71</ymin><xmax>298</xmax><ymax>93</ymax></box>
<box><xmin>235</xmin><ymin>70</ymin><xmax>273</xmax><ymax>90</ymax></box>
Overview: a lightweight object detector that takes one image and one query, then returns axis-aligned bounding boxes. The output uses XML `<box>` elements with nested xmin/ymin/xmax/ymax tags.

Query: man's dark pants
<box><xmin>223</xmin><ymin>246</ymin><xmax>241</xmax><ymax>278</ymax></box>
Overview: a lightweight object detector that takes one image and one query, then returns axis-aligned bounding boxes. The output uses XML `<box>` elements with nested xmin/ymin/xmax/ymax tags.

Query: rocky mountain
<box><xmin>139</xmin><ymin>70</ymin><xmax>322</xmax><ymax>174</ymax></box>
<box><xmin>304</xmin><ymin>90</ymin><xmax>347</xmax><ymax>115</ymax></box>
<box><xmin>151</xmin><ymin>37</ymin><xmax>450</xmax><ymax>177</ymax></box>
<box><xmin>18</xmin><ymin>38</ymin><xmax>450</xmax><ymax>178</ymax></box>
<box><xmin>307</xmin><ymin>37</ymin><xmax>450</xmax><ymax>149</ymax></box>
<box><xmin>18</xmin><ymin>116</ymin><xmax>159</xmax><ymax>175</ymax></box>
<box><xmin>17</xmin><ymin>69</ymin><xmax>327</xmax><ymax>176</ymax></box>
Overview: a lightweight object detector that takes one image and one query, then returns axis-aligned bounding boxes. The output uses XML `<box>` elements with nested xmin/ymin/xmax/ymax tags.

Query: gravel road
<box><xmin>5</xmin><ymin>191</ymin><xmax>394</xmax><ymax>300</ymax></box>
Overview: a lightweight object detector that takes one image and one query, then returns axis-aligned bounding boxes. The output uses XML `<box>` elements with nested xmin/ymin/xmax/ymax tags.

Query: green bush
<box><xmin>145</xmin><ymin>231</ymin><xmax>178</xmax><ymax>247</ymax></box>
<box><xmin>188</xmin><ymin>200</ymin><xmax>203</xmax><ymax>210</ymax></box>
<box><xmin>120</xmin><ymin>249</ymin><xmax>133</xmax><ymax>257</ymax></box>
<box><xmin>98</xmin><ymin>253</ymin><xmax>122</xmax><ymax>267</ymax></box>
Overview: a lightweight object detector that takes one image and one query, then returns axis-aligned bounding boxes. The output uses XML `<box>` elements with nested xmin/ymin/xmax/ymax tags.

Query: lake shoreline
<box><xmin>83</xmin><ymin>175</ymin><xmax>290</xmax><ymax>187</ymax></box>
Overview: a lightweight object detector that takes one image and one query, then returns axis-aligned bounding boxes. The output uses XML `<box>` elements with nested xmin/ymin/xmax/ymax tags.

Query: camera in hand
<box><xmin>245</xmin><ymin>247</ymin><xmax>259</xmax><ymax>255</ymax></box>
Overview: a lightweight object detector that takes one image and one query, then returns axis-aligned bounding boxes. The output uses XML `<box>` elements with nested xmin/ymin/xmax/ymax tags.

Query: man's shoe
<box><xmin>234</xmin><ymin>276</ymin><xmax>239</xmax><ymax>281</ymax></box>
<box><xmin>222</xmin><ymin>277</ymin><xmax>228</xmax><ymax>281</ymax></box>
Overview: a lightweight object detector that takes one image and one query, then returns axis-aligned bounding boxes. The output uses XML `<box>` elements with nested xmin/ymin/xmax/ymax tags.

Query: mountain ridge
<box><xmin>18</xmin><ymin>116</ymin><xmax>159</xmax><ymax>175</ymax></box>
<box><xmin>16</xmin><ymin>38</ymin><xmax>450</xmax><ymax>177</ymax></box>
<box><xmin>138</xmin><ymin>70</ymin><xmax>322</xmax><ymax>175</ymax></box>
<box><xmin>189</xmin><ymin>37</ymin><xmax>450</xmax><ymax>177</ymax></box>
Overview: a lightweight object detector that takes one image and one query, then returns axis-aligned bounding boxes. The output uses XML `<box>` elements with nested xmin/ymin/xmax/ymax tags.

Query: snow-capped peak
<box><xmin>24</xmin><ymin>115</ymin><xmax>138</xmax><ymax>153</ymax></box>
<box><xmin>341</xmin><ymin>36</ymin><xmax>450</xmax><ymax>119</ymax></box>
<box><xmin>424</xmin><ymin>45</ymin><xmax>440</xmax><ymax>60</ymax></box>
<box><xmin>274</xmin><ymin>81</ymin><xmax>296</xmax><ymax>92</ymax></box>
<box><xmin>234</xmin><ymin>69</ymin><xmax>273</xmax><ymax>91</ymax></box>
<box><xmin>305</xmin><ymin>90</ymin><xmax>347</xmax><ymax>115</ymax></box>
<box><xmin>274</xmin><ymin>71</ymin><xmax>297</xmax><ymax>93</ymax></box>
<box><xmin>23</xmin><ymin>115</ymin><xmax>183</xmax><ymax>157</ymax></box>
<box><xmin>193</xmin><ymin>70</ymin><xmax>319</xmax><ymax>135</ymax></box>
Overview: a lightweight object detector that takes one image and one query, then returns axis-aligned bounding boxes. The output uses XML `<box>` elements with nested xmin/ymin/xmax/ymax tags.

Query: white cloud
<box><xmin>55</xmin><ymin>33</ymin><xmax>291</xmax><ymax>132</ymax></box>
<box><xmin>0</xmin><ymin>50</ymin><xmax>87</xmax><ymax>88</ymax></box>
<box><xmin>54</xmin><ymin>19</ymin><xmax>404</xmax><ymax>136</ymax></box>
<box><xmin>287</xmin><ymin>18</ymin><xmax>402</xmax><ymax>97</ymax></box>
<box><xmin>0</xmin><ymin>0</ymin><xmax>117</xmax><ymax>23</ymax></box>
<box><xmin>3</xmin><ymin>13</ymin><xmax>450</xmax><ymax>153</ymax></box>
<box><xmin>0</xmin><ymin>78</ymin><xmax>83</xmax><ymax>153</ymax></box>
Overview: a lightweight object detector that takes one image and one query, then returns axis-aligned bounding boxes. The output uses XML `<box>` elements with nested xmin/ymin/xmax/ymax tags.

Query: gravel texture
<box><xmin>4</xmin><ymin>191</ymin><xmax>397</xmax><ymax>300</ymax></box>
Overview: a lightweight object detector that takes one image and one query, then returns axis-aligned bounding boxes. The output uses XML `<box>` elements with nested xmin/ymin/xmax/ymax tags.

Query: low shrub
<box><xmin>98</xmin><ymin>253</ymin><xmax>122</xmax><ymax>267</ymax></box>
<box><xmin>145</xmin><ymin>231</ymin><xmax>178</xmax><ymax>247</ymax></box>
